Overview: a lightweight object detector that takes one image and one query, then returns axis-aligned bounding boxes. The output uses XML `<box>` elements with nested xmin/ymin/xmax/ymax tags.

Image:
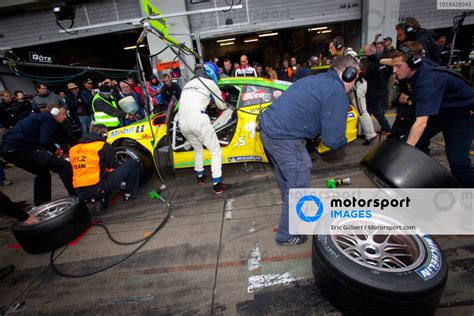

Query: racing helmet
<box><xmin>203</xmin><ymin>62</ymin><xmax>219</xmax><ymax>84</ymax></box>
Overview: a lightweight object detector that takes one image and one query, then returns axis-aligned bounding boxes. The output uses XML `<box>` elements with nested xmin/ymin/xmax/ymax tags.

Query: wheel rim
<box><xmin>115</xmin><ymin>149</ymin><xmax>137</xmax><ymax>165</ymax></box>
<box><xmin>330</xmin><ymin>216</ymin><xmax>425</xmax><ymax>272</ymax></box>
<box><xmin>25</xmin><ymin>197</ymin><xmax>79</xmax><ymax>224</ymax></box>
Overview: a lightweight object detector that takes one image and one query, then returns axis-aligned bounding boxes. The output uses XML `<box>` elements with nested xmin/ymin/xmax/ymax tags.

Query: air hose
<box><xmin>49</xmin><ymin>190</ymin><xmax>172</xmax><ymax>278</ymax></box>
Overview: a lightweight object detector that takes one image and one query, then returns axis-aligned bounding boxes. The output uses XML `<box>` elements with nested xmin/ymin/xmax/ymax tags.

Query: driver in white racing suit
<box><xmin>178</xmin><ymin>62</ymin><xmax>231</xmax><ymax>194</ymax></box>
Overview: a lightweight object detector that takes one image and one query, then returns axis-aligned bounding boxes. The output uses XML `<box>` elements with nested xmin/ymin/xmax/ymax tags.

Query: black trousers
<box><xmin>416</xmin><ymin>112</ymin><xmax>473</xmax><ymax>188</ymax></box>
<box><xmin>76</xmin><ymin>159</ymin><xmax>139</xmax><ymax>201</ymax></box>
<box><xmin>3</xmin><ymin>145</ymin><xmax>76</xmax><ymax>206</ymax></box>
<box><xmin>388</xmin><ymin>104</ymin><xmax>416</xmax><ymax>140</ymax></box>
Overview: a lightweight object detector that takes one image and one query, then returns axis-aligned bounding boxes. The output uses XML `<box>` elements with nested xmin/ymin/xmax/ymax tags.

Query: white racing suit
<box><xmin>178</xmin><ymin>77</ymin><xmax>227</xmax><ymax>180</ymax></box>
<box><xmin>348</xmin><ymin>78</ymin><xmax>377</xmax><ymax>140</ymax></box>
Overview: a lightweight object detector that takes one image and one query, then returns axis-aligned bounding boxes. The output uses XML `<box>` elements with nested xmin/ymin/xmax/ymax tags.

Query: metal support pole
<box><xmin>195</xmin><ymin>32</ymin><xmax>205</xmax><ymax>76</ymax></box>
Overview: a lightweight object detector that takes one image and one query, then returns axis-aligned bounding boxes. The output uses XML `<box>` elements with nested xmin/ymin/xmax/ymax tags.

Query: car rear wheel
<box><xmin>11</xmin><ymin>197</ymin><xmax>91</xmax><ymax>254</ymax></box>
<box><xmin>115</xmin><ymin>146</ymin><xmax>154</xmax><ymax>185</ymax></box>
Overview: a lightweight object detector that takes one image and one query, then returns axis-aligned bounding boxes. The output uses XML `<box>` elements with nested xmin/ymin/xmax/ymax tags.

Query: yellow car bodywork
<box><xmin>107</xmin><ymin>77</ymin><xmax>358</xmax><ymax>172</ymax></box>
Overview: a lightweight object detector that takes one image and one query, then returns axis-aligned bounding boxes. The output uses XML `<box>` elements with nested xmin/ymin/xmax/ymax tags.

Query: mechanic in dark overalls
<box><xmin>259</xmin><ymin>56</ymin><xmax>359</xmax><ymax>245</ymax></box>
<box><xmin>0</xmin><ymin>191</ymin><xmax>36</xmax><ymax>280</ymax></box>
<box><xmin>391</xmin><ymin>42</ymin><xmax>474</xmax><ymax>188</ymax></box>
<box><xmin>2</xmin><ymin>104</ymin><xmax>77</xmax><ymax>206</ymax></box>
<box><xmin>387</xmin><ymin>17</ymin><xmax>440</xmax><ymax>142</ymax></box>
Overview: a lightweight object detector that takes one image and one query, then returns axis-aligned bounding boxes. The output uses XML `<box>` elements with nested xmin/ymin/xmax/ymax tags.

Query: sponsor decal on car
<box><xmin>135</xmin><ymin>125</ymin><xmax>145</xmax><ymax>133</ymax></box>
<box><xmin>241</xmin><ymin>90</ymin><xmax>265</xmax><ymax>101</ymax></box>
<box><xmin>415</xmin><ymin>236</ymin><xmax>442</xmax><ymax>280</ymax></box>
<box><xmin>348</xmin><ymin>112</ymin><xmax>355</xmax><ymax>118</ymax></box>
<box><xmin>228</xmin><ymin>156</ymin><xmax>263</xmax><ymax>162</ymax></box>
<box><xmin>245</xmin><ymin>121</ymin><xmax>257</xmax><ymax>138</ymax></box>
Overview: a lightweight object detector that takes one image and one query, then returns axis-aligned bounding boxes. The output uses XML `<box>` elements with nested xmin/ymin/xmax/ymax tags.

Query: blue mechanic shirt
<box><xmin>259</xmin><ymin>69</ymin><xmax>348</xmax><ymax>150</ymax></box>
<box><xmin>3</xmin><ymin>112</ymin><xmax>58</xmax><ymax>153</ymax></box>
<box><xmin>410</xmin><ymin>60</ymin><xmax>474</xmax><ymax>117</ymax></box>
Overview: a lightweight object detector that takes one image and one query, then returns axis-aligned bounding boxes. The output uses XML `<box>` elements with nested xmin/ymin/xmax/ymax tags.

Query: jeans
<box><xmin>3</xmin><ymin>146</ymin><xmax>76</xmax><ymax>206</ymax></box>
<box><xmin>416</xmin><ymin>112</ymin><xmax>473</xmax><ymax>188</ymax></box>
<box><xmin>260</xmin><ymin>131</ymin><xmax>312</xmax><ymax>241</ymax></box>
<box><xmin>366</xmin><ymin>96</ymin><xmax>391</xmax><ymax>132</ymax></box>
<box><xmin>78</xmin><ymin>115</ymin><xmax>91</xmax><ymax>136</ymax></box>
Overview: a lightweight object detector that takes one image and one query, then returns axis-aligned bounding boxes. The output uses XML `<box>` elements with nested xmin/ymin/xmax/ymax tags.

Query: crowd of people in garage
<box><xmin>0</xmin><ymin>15</ymin><xmax>472</xmax><ymax>249</ymax></box>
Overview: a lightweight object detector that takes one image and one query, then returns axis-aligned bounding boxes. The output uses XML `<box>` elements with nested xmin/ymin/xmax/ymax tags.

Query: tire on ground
<box><xmin>11</xmin><ymin>197</ymin><xmax>91</xmax><ymax>254</ymax></box>
<box><xmin>115</xmin><ymin>146</ymin><xmax>154</xmax><ymax>185</ymax></box>
<box><xmin>361</xmin><ymin>139</ymin><xmax>460</xmax><ymax>188</ymax></box>
<box><xmin>312</xmin><ymin>233</ymin><xmax>447</xmax><ymax>315</ymax></box>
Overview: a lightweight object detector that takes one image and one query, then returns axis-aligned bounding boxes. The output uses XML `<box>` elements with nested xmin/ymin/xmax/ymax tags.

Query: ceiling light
<box><xmin>220</xmin><ymin>42</ymin><xmax>234</xmax><ymax>46</ymax></box>
<box><xmin>321</xmin><ymin>30</ymin><xmax>332</xmax><ymax>34</ymax></box>
<box><xmin>216</xmin><ymin>37</ymin><xmax>236</xmax><ymax>43</ymax></box>
<box><xmin>317</xmin><ymin>31</ymin><xmax>321</xmax><ymax>34</ymax></box>
<box><xmin>308</xmin><ymin>26</ymin><xmax>328</xmax><ymax>31</ymax></box>
<box><xmin>258</xmin><ymin>32</ymin><xmax>278</xmax><ymax>37</ymax></box>
<box><xmin>244</xmin><ymin>39</ymin><xmax>258</xmax><ymax>43</ymax></box>
<box><xmin>124</xmin><ymin>44</ymin><xmax>146</xmax><ymax>50</ymax></box>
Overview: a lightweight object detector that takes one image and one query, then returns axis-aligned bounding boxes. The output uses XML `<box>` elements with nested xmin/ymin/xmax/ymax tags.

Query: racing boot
<box><xmin>213</xmin><ymin>182</ymin><xmax>231</xmax><ymax>195</ymax></box>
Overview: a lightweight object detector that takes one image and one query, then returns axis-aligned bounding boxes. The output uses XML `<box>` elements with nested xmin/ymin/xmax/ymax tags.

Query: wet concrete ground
<box><xmin>0</xmin><ymin>116</ymin><xmax>473</xmax><ymax>315</ymax></box>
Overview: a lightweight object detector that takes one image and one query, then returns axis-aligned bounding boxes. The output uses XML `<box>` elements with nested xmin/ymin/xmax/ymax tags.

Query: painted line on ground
<box><xmin>117</xmin><ymin>252</ymin><xmax>311</xmax><ymax>276</ymax></box>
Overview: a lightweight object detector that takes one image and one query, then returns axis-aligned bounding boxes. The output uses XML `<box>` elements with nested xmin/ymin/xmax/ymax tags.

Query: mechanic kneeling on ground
<box><xmin>70</xmin><ymin>123</ymin><xmax>139</xmax><ymax>204</ymax></box>
<box><xmin>0</xmin><ymin>191</ymin><xmax>36</xmax><ymax>281</ymax></box>
<box><xmin>2</xmin><ymin>104</ymin><xmax>77</xmax><ymax>206</ymax></box>
<box><xmin>259</xmin><ymin>55</ymin><xmax>358</xmax><ymax>245</ymax></box>
<box><xmin>390</xmin><ymin>42</ymin><xmax>474</xmax><ymax>188</ymax></box>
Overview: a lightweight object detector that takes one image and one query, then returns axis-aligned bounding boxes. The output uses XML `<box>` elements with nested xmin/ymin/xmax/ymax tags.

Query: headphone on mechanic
<box><xmin>342</xmin><ymin>65</ymin><xmax>359</xmax><ymax>82</ymax></box>
<box><xmin>397</xmin><ymin>44</ymin><xmax>423</xmax><ymax>69</ymax></box>
<box><xmin>50</xmin><ymin>107</ymin><xmax>60</xmax><ymax>116</ymax></box>
<box><xmin>398</xmin><ymin>18</ymin><xmax>417</xmax><ymax>36</ymax></box>
<box><xmin>333</xmin><ymin>36</ymin><xmax>344</xmax><ymax>51</ymax></box>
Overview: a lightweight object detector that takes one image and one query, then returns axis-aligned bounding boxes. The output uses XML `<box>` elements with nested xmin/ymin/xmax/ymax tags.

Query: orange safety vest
<box><xmin>70</xmin><ymin>141</ymin><xmax>106</xmax><ymax>188</ymax></box>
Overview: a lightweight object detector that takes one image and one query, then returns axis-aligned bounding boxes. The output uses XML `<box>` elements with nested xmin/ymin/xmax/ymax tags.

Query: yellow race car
<box><xmin>107</xmin><ymin>77</ymin><xmax>358</xmax><ymax>182</ymax></box>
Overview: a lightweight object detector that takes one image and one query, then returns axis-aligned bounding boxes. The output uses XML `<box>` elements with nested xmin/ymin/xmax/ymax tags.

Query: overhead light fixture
<box><xmin>317</xmin><ymin>31</ymin><xmax>321</xmax><ymax>34</ymax></box>
<box><xmin>308</xmin><ymin>26</ymin><xmax>328</xmax><ymax>31</ymax></box>
<box><xmin>220</xmin><ymin>42</ymin><xmax>234</xmax><ymax>46</ymax></box>
<box><xmin>244</xmin><ymin>39</ymin><xmax>258</xmax><ymax>43</ymax></box>
<box><xmin>216</xmin><ymin>37</ymin><xmax>236</xmax><ymax>43</ymax></box>
<box><xmin>259</xmin><ymin>32</ymin><xmax>278</xmax><ymax>37</ymax></box>
<box><xmin>124</xmin><ymin>44</ymin><xmax>146</xmax><ymax>50</ymax></box>
<box><xmin>321</xmin><ymin>30</ymin><xmax>332</xmax><ymax>34</ymax></box>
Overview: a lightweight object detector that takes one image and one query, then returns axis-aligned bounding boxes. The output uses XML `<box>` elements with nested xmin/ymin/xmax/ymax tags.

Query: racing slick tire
<box><xmin>115</xmin><ymin>146</ymin><xmax>154</xmax><ymax>185</ymax></box>
<box><xmin>312</xmin><ymin>231</ymin><xmax>448</xmax><ymax>315</ymax></box>
<box><xmin>11</xmin><ymin>197</ymin><xmax>91</xmax><ymax>254</ymax></box>
<box><xmin>360</xmin><ymin>139</ymin><xmax>460</xmax><ymax>188</ymax></box>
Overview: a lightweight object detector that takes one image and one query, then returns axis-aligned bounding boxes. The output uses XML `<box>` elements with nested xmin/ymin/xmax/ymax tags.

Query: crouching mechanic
<box><xmin>259</xmin><ymin>56</ymin><xmax>359</xmax><ymax>245</ymax></box>
<box><xmin>70</xmin><ymin>124</ymin><xmax>139</xmax><ymax>203</ymax></box>
<box><xmin>2</xmin><ymin>104</ymin><xmax>76</xmax><ymax>206</ymax></box>
<box><xmin>391</xmin><ymin>42</ymin><xmax>474</xmax><ymax>187</ymax></box>
<box><xmin>178</xmin><ymin>62</ymin><xmax>230</xmax><ymax>194</ymax></box>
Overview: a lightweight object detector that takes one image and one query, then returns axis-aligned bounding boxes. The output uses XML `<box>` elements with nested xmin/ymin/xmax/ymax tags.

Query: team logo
<box><xmin>296</xmin><ymin>195</ymin><xmax>324</xmax><ymax>222</ymax></box>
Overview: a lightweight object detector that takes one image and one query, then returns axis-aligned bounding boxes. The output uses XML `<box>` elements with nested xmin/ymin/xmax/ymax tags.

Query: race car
<box><xmin>107</xmin><ymin>77</ymin><xmax>359</xmax><ymax>182</ymax></box>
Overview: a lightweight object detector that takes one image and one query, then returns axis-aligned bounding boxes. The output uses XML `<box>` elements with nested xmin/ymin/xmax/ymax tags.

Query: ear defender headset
<box><xmin>399</xmin><ymin>18</ymin><xmax>417</xmax><ymax>36</ymax></box>
<box><xmin>50</xmin><ymin>107</ymin><xmax>60</xmax><ymax>116</ymax></box>
<box><xmin>398</xmin><ymin>44</ymin><xmax>422</xmax><ymax>69</ymax></box>
<box><xmin>342</xmin><ymin>66</ymin><xmax>359</xmax><ymax>82</ymax></box>
<box><xmin>333</xmin><ymin>37</ymin><xmax>344</xmax><ymax>51</ymax></box>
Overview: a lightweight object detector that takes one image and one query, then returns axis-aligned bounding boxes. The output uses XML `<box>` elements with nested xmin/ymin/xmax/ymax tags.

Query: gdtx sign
<box><xmin>29</xmin><ymin>52</ymin><xmax>52</xmax><ymax>64</ymax></box>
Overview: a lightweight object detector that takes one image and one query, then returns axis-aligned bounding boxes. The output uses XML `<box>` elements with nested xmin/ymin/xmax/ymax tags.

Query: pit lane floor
<box><xmin>0</xmin><ymin>127</ymin><xmax>473</xmax><ymax>315</ymax></box>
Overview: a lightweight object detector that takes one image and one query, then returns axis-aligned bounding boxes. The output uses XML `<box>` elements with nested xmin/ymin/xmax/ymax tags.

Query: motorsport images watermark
<box><xmin>289</xmin><ymin>189</ymin><xmax>473</xmax><ymax>235</ymax></box>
